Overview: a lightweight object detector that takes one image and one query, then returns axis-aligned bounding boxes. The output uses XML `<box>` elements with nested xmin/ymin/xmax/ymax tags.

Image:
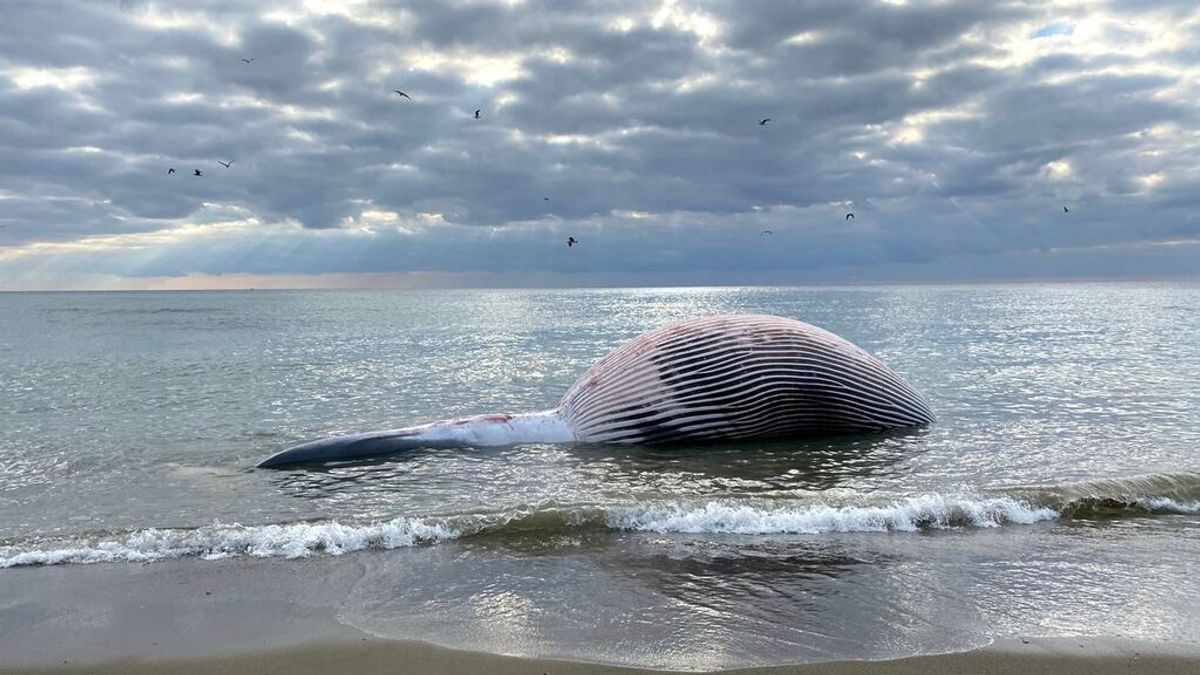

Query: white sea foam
<box><xmin>5</xmin><ymin>491</ymin><xmax>1195</xmax><ymax>568</ymax></box>
<box><xmin>609</xmin><ymin>495</ymin><xmax>1061</xmax><ymax>535</ymax></box>
<box><xmin>1138</xmin><ymin>497</ymin><xmax>1200</xmax><ymax>514</ymax></box>
<box><xmin>0</xmin><ymin>517</ymin><xmax>459</xmax><ymax>568</ymax></box>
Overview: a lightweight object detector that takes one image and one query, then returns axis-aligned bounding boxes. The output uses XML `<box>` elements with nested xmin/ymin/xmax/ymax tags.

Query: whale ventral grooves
<box><xmin>557</xmin><ymin>314</ymin><xmax>934</xmax><ymax>445</ymax></box>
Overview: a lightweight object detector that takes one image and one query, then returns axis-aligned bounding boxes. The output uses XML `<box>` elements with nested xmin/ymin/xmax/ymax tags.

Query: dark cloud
<box><xmin>0</xmin><ymin>0</ymin><xmax>1197</xmax><ymax>287</ymax></box>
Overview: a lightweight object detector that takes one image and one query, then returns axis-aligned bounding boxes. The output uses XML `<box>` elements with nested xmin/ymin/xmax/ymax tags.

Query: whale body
<box><xmin>258</xmin><ymin>314</ymin><xmax>933</xmax><ymax>467</ymax></box>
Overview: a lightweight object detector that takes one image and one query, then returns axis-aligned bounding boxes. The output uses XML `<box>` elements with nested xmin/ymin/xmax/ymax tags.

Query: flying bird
<box><xmin>194</xmin><ymin>169</ymin><xmax>203</xmax><ymax>177</ymax></box>
<box><xmin>845</xmin><ymin>213</ymin><xmax>854</xmax><ymax>220</ymax></box>
<box><xmin>218</xmin><ymin>160</ymin><xmax>233</xmax><ymax>168</ymax></box>
<box><xmin>393</xmin><ymin>90</ymin><xmax>412</xmax><ymax>100</ymax></box>
<box><xmin>167</xmin><ymin>168</ymin><xmax>175</xmax><ymax>175</ymax></box>
<box><xmin>240</xmin><ymin>58</ymin><xmax>254</xmax><ymax>64</ymax></box>
<box><xmin>1063</xmin><ymin>206</ymin><xmax>1069</xmax><ymax>213</ymax></box>
<box><xmin>567</xmin><ymin>236</ymin><xmax>578</xmax><ymax>247</ymax></box>
<box><xmin>759</xmin><ymin>118</ymin><xmax>771</xmax><ymax>125</ymax></box>
<box><xmin>544</xmin><ymin>197</ymin><xmax>550</xmax><ymax>201</ymax></box>
<box><xmin>474</xmin><ymin>109</ymin><xmax>481</xmax><ymax>119</ymax></box>
<box><xmin>761</xmin><ymin>230</ymin><xmax>773</xmax><ymax>236</ymax></box>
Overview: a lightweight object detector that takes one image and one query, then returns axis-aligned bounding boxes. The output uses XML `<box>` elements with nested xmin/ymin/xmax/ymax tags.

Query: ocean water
<box><xmin>2</xmin><ymin>284</ymin><xmax>1199</xmax><ymax>669</ymax></box>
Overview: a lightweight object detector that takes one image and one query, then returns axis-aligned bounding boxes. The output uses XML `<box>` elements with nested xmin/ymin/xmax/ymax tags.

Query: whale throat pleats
<box><xmin>558</xmin><ymin>314</ymin><xmax>933</xmax><ymax>444</ymax></box>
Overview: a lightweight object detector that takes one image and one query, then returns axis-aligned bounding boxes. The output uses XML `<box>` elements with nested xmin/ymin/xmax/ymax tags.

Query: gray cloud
<box><xmin>0</xmin><ymin>0</ymin><xmax>1198</xmax><ymax>288</ymax></box>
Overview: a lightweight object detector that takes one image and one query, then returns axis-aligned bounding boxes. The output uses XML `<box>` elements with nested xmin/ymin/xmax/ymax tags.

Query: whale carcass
<box><xmin>258</xmin><ymin>314</ymin><xmax>933</xmax><ymax>467</ymax></box>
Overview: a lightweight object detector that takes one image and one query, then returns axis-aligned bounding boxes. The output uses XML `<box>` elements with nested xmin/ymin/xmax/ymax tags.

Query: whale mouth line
<box><xmin>257</xmin><ymin>425</ymin><xmax>933</xmax><ymax>470</ymax></box>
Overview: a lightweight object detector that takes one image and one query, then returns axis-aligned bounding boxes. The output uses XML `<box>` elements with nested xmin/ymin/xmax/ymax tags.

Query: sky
<box><xmin>0</xmin><ymin>0</ymin><xmax>1197</xmax><ymax>290</ymax></box>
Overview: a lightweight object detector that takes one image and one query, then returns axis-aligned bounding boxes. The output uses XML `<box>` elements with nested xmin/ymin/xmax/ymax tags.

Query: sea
<box><xmin>2</xmin><ymin>284</ymin><xmax>1199</xmax><ymax>669</ymax></box>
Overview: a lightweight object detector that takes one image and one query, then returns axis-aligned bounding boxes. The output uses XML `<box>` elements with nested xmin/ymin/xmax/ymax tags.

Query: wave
<box><xmin>609</xmin><ymin>495</ymin><xmax>1058</xmax><ymax>534</ymax></box>
<box><xmin>4</xmin><ymin>472</ymin><xmax>1199</xmax><ymax>568</ymax></box>
<box><xmin>0</xmin><ymin>519</ymin><xmax>459</xmax><ymax>568</ymax></box>
<box><xmin>1000</xmin><ymin>471</ymin><xmax>1200</xmax><ymax>516</ymax></box>
<box><xmin>101</xmin><ymin>307</ymin><xmax>226</xmax><ymax>315</ymax></box>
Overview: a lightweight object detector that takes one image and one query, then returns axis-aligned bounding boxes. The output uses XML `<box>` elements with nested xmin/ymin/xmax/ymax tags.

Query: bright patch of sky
<box><xmin>1032</xmin><ymin>23</ymin><xmax>1074</xmax><ymax>39</ymax></box>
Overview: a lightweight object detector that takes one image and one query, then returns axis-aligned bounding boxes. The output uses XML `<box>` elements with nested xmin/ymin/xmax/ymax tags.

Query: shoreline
<box><xmin>5</xmin><ymin>550</ymin><xmax>1200</xmax><ymax>673</ymax></box>
<box><xmin>4</xmin><ymin>636</ymin><xmax>1199</xmax><ymax>675</ymax></box>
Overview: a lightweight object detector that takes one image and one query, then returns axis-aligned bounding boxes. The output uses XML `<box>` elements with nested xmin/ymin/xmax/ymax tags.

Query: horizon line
<box><xmin>2</xmin><ymin>274</ymin><xmax>1198</xmax><ymax>293</ymax></box>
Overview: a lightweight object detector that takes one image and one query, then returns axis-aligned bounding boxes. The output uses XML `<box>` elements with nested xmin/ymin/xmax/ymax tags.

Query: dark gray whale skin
<box><xmin>257</xmin><ymin>431</ymin><xmax>424</xmax><ymax>468</ymax></box>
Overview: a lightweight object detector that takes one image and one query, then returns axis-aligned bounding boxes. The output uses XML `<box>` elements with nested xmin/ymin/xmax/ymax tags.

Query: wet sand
<box><xmin>4</xmin><ymin>636</ymin><xmax>1199</xmax><ymax>675</ymax></box>
<box><xmin>3</xmin><ymin>555</ymin><xmax>1197</xmax><ymax>674</ymax></box>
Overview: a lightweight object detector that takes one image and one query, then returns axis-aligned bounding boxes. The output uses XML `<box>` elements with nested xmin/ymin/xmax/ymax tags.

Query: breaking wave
<box><xmin>4</xmin><ymin>471</ymin><xmax>1199</xmax><ymax>568</ymax></box>
<box><xmin>0</xmin><ymin>518</ymin><xmax>459</xmax><ymax>568</ymax></box>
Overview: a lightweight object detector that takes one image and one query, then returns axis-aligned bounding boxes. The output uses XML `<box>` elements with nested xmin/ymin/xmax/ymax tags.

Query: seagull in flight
<box><xmin>567</xmin><ymin>236</ymin><xmax>578</xmax><ymax>247</ymax></box>
<box><xmin>759</xmin><ymin>118</ymin><xmax>771</xmax><ymax>125</ymax></box>
<box><xmin>845</xmin><ymin>213</ymin><xmax>854</xmax><ymax>220</ymax></box>
<box><xmin>760</xmin><ymin>230</ymin><xmax>773</xmax><ymax>236</ymax></box>
<box><xmin>218</xmin><ymin>160</ymin><xmax>233</xmax><ymax>168</ymax></box>
<box><xmin>240</xmin><ymin>58</ymin><xmax>254</xmax><ymax>64</ymax></box>
<box><xmin>167</xmin><ymin>168</ymin><xmax>175</xmax><ymax>175</ymax></box>
<box><xmin>194</xmin><ymin>169</ymin><xmax>203</xmax><ymax>177</ymax></box>
<box><xmin>474</xmin><ymin>109</ymin><xmax>481</xmax><ymax>119</ymax></box>
<box><xmin>393</xmin><ymin>90</ymin><xmax>412</xmax><ymax>100</ymax></box>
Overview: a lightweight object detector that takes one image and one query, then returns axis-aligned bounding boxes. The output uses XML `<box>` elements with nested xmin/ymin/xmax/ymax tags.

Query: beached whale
<box><xmin>258</xmin><ymin>314</ymin><xmax>934</xmax><ymax>467</ymax></box>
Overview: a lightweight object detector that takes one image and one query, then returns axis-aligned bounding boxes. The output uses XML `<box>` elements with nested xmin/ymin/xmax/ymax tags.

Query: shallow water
<box><xmin>2</xmin><ymin>284</ymin><xmax>1199</xmax><ymax>668</ymax></box>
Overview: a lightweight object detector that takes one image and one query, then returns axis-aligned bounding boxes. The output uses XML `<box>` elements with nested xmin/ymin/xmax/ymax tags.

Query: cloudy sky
<box><xmin>0</xmin><ymin>0</ymin><xmax>1197</xmax><ymax>290</ymax></box>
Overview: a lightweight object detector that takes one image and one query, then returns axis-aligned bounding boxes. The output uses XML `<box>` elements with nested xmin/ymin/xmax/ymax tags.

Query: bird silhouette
<box><xmin>218</xmin><ymin>160</ymin><xmax>232</xmax><ymax>168</ymax></box>
<box><xmin>544</xmin><ymin>197</ymin><xmax>550</xmax><ymax>201</ymax></box>
<box><xmin>474</xmin><ymin>109</ymin><xmax>481</xmax><ymax>119</ymax></box>
<box><xmin>760</xmin><ymin>230</ymin><xmax>773</xmax><ymax>235</ymax></box>
<box><xmin>567</xmin><ymin>236</ymin><xmax>577</xmax><ymax>247</ymax></box>
<box><xmin>1063</xmin><ymin>206</ymin><xmax>1069</xmax><ymax>213</ymax></box>
<box><xmin>240</xmin><ymin>58</ymin><xmax>254</xmax><ymax>64</ymax></box>
<box><xmin>393</xmin><ymin>90</ymin><xmax>412</xmax><ymax>100</ymax></box>
<box><xmin>759</xmin><ymin>118</ymin><xmax>771</xmax><ymax>125</ymax></box>
<box><xmin>845</xmin><ymin>213</ymin><xmax>854</xmax><ymax>220</ymax></box>
<box><xmin>193</xmin><ymin>169</ymin><xmax>203</xmax><ymax>177</ymax></box>
<box><xmin>167</xmin><ymin>168</ymin><xmax>175</xmax><ymax>175</ymax></box>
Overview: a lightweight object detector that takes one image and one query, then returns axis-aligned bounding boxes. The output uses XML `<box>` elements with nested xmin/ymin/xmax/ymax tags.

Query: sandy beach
<box><xmin>3</xmin><ymin>554</ymin><xmax>1198</xmax><ymax>675</ymax></box>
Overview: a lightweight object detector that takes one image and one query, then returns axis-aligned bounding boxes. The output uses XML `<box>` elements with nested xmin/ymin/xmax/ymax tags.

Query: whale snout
<box><xmin>256</xmin><ymin>429</ymin><xmax>421</xmax><ymax>468</ymax></box>
<box><xmin>257</xmin><ymin>411</ymin><xmax>572</xmax><ymax>469</ymax></box>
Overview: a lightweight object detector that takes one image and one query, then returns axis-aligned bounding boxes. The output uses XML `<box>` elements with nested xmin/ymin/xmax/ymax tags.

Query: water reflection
<box><xmin>341</xmin><ymin>531</ymin><xmax>990</xmax><ymax>669</ymax></box>
<box><xmin>342</xmin><ymin>519</ymin><xmax>1200</xmax><ymax>670</ymax></box>
<box><xmin>572</xmin><ymin>427</ymin><xmax>930</xmax><ymax>493</ymax></box>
